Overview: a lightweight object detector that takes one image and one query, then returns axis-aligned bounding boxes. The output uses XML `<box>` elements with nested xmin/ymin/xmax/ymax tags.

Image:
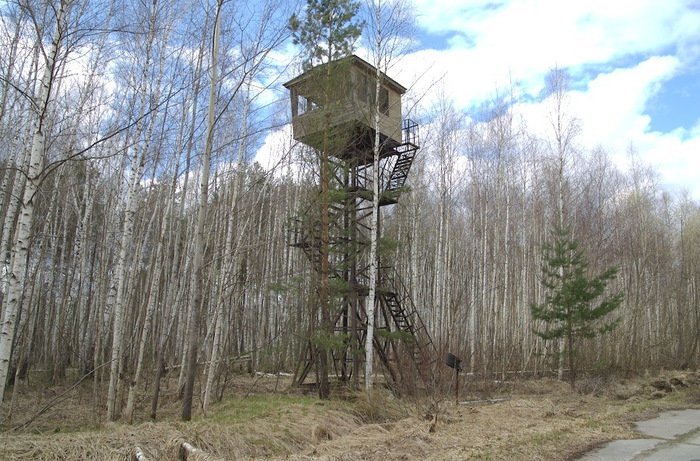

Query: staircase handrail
<box><xmin>379</xmin><ymin>266</ymin><xmax>435</xmax><ymax>355</ymax></box>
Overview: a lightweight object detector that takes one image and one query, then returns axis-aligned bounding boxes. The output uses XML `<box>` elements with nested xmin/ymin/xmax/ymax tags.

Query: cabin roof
<box><xmin>283</xmin><ymin>54</ymin><xmax>407</xmax><ymax>95</ymax></box>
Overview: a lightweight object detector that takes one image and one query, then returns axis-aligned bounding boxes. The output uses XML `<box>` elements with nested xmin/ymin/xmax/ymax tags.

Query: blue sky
<box><xmin>648</xmin><ymin>69</ymin><xmax>700</xmax><ymax>133</ymax></box>
<box><xmin>258</xmin><ymin>0</ymin><xmax>700</xmax><ymax>199</ymax></box>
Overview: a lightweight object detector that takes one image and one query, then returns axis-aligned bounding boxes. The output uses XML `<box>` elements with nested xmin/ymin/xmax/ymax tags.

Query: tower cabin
<box><xmin>283</xmin><ymin>55</ymin><xmax>407</xmax><ymax>163</ymax></box>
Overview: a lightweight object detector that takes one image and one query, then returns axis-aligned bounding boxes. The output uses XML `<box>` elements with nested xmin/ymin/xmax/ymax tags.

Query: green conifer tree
<box><xmin>287</xmin><ymin>0</ymin><xmax>362</xmax><ymax>399</ymax></box>
<box><xmin>531</xmin><ymin>226</ymin><xmax>623</xmax><ymax>387</ymax></box>
<box><xmin>289</xmin><ymin>0</ymin><xmax>363</xmax><ymax>69</ymax></box>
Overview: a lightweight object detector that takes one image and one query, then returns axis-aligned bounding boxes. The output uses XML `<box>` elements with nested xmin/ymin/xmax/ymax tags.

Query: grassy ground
<box><xmin>1</xmin><ymin>371</ymin><xmax>699</xmax><ymax>460</ymax></box>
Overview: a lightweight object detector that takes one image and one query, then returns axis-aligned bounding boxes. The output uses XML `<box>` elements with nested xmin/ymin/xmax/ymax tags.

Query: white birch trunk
<box><xmin>106</xmin><ymin>0</ymin><xmax>162</xmax><ymax>419</ymax></box>
<box><xmin>199</xmin><ymin>195</ymin><xmax>230</xmax><ymax>412</ymax></box>
<box><xmin>0</xmin><ymin>154</ymin><xmax>26</xmax><ymax>300</ymax></box>
<box><xmin>202</xmin><ymin>81</ymin><xmax>251</xmax><ymax>415</ymax></box>
<box><xmin>0</xmin><ymin>11</ymin><xmax>23</xmax><ymax>123</ymax></box>
<box><xmin>76</xmin><ymin>168</ymin><xmax>95</xmax><ymax>373</ymax></box>
<box><xmin>106</xmin><ymin>143</ymin><xmax>148</xmax><ymax>420</ymax></box>
<box><xmin>0</xmin><ymin>1</ymin><xmax>66</xmax><ymax>404</ymax></box>
<box><xmin>175</xmin><ymin>20</ymin><xmax>205</xmax><ymax>396</ymax></box>
<box><xmin>0</xmin><ymin>168</ymin><xmax>15</xmax><ymax>261</ymax></box>
<box><xmin>365</xmin><ymin>3</ymin><xmax>383</xmax><ymax>391</ymax></box>
<box><xmin>123</xmin><ymin>196</ymin><xmax>171</xmax><ymax>423</ymax></box>
<box><xmin>120</xmin><ymin>6</ymin><xmax>173</xmax><ymax>422</ymax></box>
<box><xmin>468</xmin><ymin>182</ymin><xmax>477</xmax><ymax>371</ymax></box>
<box><xmin>182</xmin><ymin>0</ymin><xmax>221</xmax><ymax>421</ymax></box>
<box><xmin>435</xmin><ymin>188</ymin><xmax>445</xmax><ymax>343</ymax></box>
<box><xmin>501</xmin><ymin>172</ymin><xmax>510</xmax><ymax>373</ymax></box>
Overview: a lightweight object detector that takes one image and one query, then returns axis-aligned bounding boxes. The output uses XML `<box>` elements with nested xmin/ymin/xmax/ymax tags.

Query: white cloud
<box><xmin>627</xmin><ymin>127</ymin><xmax>700</xmax><ymax>200</ymax></box>
<box><xmin>253</xmin><ymin>123</ymin><xmax>309</xmax><ymax>180</ymax></box>
<box><xmin>571</xmin><ymin>56</ymin><xmax>679</xmax><ymax>146</ymax></box>
<box><xmin>395</xmin><ymin>0</ymin><xmax>700</xmax><ymax>102</ymax></box>
<box><xmin>389</xmin><ymin>0</ymin><xmax>700</xmax><ymax>199</ymax></box>
<box><xmin>413</xmin><ymin>0</ymin><xmax>700</xmax><ymax>63</ymax></box>
<box><xmin>568</xmin><ymin>57</ymin><xmax>700</xmax><ymax>200</ymax></box>
<box><xmin>501</xmin><ymin>55</ymin><xmax>700</xmax><ymax>199</ymax></box>
<box><xmin>253</xmin><ymin>123</ymin><xmax>291</xmax><ymax>169</ymax></box>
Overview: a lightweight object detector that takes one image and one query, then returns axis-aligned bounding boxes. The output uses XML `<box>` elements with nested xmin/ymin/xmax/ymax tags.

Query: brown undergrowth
<box><xmin>1</xmin><ymin>371</ymin><xmax>699</xmax><ymax>460</ymax></box>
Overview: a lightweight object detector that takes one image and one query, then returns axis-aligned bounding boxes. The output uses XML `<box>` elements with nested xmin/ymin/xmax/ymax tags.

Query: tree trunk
<box><xmin>182</xmin><ymin>0</ymin><xmax>222</xmax><ymax>421</ymax></box>
<box><xmin>123</xmin><ymin>197</ymin><xmax>169</xmax><ymax>423</ymax></box>
<box><xmin>0</xmin><ymin>1</ymin><xmax>67</xmax><ymax>404</ymax></box>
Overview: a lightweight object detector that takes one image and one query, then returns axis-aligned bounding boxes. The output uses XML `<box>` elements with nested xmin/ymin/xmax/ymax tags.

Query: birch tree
<box><xmin>202</xmin><ymin>80</ymin><xmax>252</xmax><ymax>415</ymax></box>
<box><xmin>362</xmin><ymin>0</ymin><xmax>413</xmax><ymax>392</ymax></box>
<box><xmin>0</xmin><ymin>0</ymin><xmax>70</xmax><ymax>404</ymax></box>
<box><xmin>181</xmin><ymin>0</ymin><xmax>289</xmax><ymax>419</ymax></box>
<box><xmin>181</xmin><ymin>0</ymin><xmax>223</xmax><ymax>422</ymax></box>
<box><xmin>106</xmin><ymin>0</ymin><xmax>167</xmax><ymax>420</ymax></box>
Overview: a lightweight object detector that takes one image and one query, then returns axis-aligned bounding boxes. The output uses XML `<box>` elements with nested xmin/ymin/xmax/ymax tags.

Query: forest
<box><xmin>1</xmin><ymin>0</ymin><xmax>699</xmax><ymax>431</ymax></box>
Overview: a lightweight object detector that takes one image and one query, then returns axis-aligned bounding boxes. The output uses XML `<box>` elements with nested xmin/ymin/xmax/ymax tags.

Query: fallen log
<box><xmin>179</xmin><ymin>442</ymin><xmax>201</xmax><ymax>460</ymax></box>
<box><xmin>178</xmin><ymin>441</ymin><xmax>221</xmax><ymax>460</ymax></box>
<box><xmin>132</xmin><ymin>447</ymin><xmax>147</xmax><ymax>461</ymax></box>
<box><xmin>458</xmin><ymin>397</ymin><xmax>511</xmax><ymax>406</ymax></box>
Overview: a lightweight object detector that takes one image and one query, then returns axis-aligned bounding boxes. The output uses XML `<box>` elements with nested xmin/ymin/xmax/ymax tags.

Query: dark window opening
<box><xmin>379</xmin><ymin>87</ymin><xmax>389</xmax><ymax>115</ymax></box>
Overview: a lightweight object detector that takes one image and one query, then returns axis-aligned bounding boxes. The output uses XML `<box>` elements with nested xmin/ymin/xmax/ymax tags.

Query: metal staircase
<box><xmin>288</xmin><ymin>119</ymin><xmax>434</xmax><ymax>391</ymax></box>
<box><xmin>386</xmin><ymin>119</ymin><xmax>419</xmax><ymax>192</ymax></box>
<box><xmin>378</xmin><ymin>267</ymin><xmax>436</xmax><ymax>386</ymax></box>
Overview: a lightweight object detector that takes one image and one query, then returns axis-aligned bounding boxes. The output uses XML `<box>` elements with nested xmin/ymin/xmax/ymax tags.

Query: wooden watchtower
<box><xmin>284</xmin><ymin>55</ymin><xmax>434</xmax><ymax>391</ymax></box>
<box><xmin>285</xmin><ymin>55</ymin><xmax>405</xmax><ymax>159</ymax></box>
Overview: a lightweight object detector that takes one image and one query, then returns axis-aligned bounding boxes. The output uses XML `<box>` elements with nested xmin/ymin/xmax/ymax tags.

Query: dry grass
<box><xmin>1</xmin><ymin>372</ymin><xmax>700</xmax><ymax>460</ymax></box>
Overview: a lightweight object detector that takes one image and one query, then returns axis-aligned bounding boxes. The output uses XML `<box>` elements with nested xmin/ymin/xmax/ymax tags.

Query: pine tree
<box><xmin>531</xmin><ymin>226</ymin><xmax>623</xmax><ymax>387</ymax></box>
<box><xmin>289</xmin><ymin>0</ymin><xmax>363</xmax><ymax>69</ymax></box>
<box><xmin>288</xmin><ymin>0</ymin><xmax>362</xmax><ymax>399</ymax></box>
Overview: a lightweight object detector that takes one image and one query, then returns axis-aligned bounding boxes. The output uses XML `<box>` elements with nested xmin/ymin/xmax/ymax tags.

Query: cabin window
<box><xmin>295</xmin><ymin>95</ymin><xmax>319</xmax><ymax>115</ymax></box>
<box><xmin>299</xmin><ymin>96</ymin><xmax>309</xmax><ymax>114</ymax></box>
<box><xmin>379</xmin><ymin>87</ymin><xmax>389</xmax><ymax>115</ymax></box>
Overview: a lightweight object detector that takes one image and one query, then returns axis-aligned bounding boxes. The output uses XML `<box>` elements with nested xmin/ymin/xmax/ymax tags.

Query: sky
<box><xmin>258</xmin><ymin>0</ymin><xmax>700</xmax><ymax>200</ymax></box>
